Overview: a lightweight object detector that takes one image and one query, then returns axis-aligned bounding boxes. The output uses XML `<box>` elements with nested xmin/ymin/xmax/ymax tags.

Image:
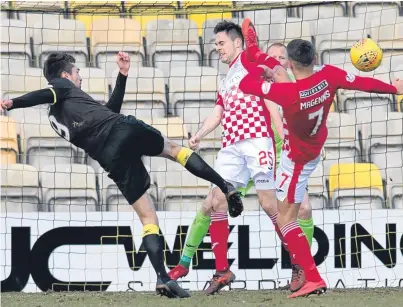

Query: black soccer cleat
<box><xmin>156</xmin><ymin>278</ymin><xmax>191</xmax><ymax>299</ymax></box>
<box><xmin>224</xmin><ymin>182</ymin><xmax>244</xmax><ymax>218</ymax></box>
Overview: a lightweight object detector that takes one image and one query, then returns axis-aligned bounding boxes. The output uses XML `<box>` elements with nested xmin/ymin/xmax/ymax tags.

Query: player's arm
<box><xmin>104</xmin><ymin>72</ymin><xmax>127</xmax><ymax>113</ymax></box>
<box><xmin>239</xmin><ymin>68</ymin><xmax>299</xmax><ymax>108</ymax></box>
<box><xmin>256</xmin><ymin>55</ymin><xmax>292</xmax><ymax>83</ymax></box>
<box><xmin>1</xmin><ymin>88</ymin><xmax>58</xmax><ymax>111</ymax></box>
<box><xmin>330</xmin><ymin>65</ymin><xmax>403</xmax><ymax>94</ymax></box>
<box><xmin>265</xmin><ymin>100</ymin><xmax>284</xmax><ymax>139</ymax></box>
<box><xmin>104</xmin><ymin>52</ymin><xmax>130</xmax><ymax>113</ymax></box>
<box><xmin>189</xmin><ymin>97</ymin><xmax>223</xmax><ymax>150</ymax></box>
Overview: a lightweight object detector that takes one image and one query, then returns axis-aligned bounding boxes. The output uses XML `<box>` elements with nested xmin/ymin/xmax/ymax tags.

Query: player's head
<box><xmin>43</xmin><ymin>52</ymin><xmax>82</xmax><ymax>88</ymax></box>
<box><xmin>267</xmin><ymin>43</ymin><xmax>289</xmax><ymax>69</ymax></box>
<box><xmin>214</xmin><ymin>20</ymin><xmax>244</xmax><ymax>65</ymax></box>
<box><xmin>286</xmin><ymin>39</ymin><xmax>316</xmax><ymax>73</ymax></box>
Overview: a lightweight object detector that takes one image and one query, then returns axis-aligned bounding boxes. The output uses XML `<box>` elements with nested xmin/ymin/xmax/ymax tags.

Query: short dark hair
<box><xmin>214</xmin><ymin>20</ymin><xmax>244</xmax><ymax>46</ymax></box>
<box><xmin>43</xmin><ymin>53</ymin><xmax>76</xmax><ymax>82</ymax></box>
<box><xmin>286</xmin><ymin>39</ymin><xmax>315</xmax><ymax>67</ymax></box>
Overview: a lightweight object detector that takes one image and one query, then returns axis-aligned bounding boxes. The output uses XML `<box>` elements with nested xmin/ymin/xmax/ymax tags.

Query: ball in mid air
<box><xmin>350</xmin><ymin>38</ymin><xmax>383</xmax><ymax>72</ymax></box>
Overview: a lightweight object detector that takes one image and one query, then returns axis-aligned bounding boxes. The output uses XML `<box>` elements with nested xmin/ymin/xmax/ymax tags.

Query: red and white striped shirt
<box><xmin>216</xmin><ymin>52</ymin><xmax>273</xmax><ymax>148</ymax></box>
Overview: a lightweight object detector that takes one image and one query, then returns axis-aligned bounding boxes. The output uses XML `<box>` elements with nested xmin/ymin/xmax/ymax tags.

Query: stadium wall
<box><xmin>1</xmin><ymin>210</ymin><xmax>403</xmax><ymax>292</ymax></box>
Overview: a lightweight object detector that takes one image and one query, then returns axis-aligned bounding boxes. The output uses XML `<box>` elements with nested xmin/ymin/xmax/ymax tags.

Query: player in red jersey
<box><xmin>238</xmin><ymin>38</ymin><xmax>403</xmax><ymax>298</ymax></box>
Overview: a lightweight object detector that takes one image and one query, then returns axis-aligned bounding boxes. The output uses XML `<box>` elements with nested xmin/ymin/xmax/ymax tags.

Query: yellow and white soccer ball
<box><xmin>350</xmin><ymin>38</ymin><xmax>383</xmax><ymax>72</ymax></box>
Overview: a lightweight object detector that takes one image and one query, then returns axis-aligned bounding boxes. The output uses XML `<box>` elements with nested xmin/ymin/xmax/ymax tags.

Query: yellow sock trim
<box><xmin>142</xmin><ymin>224</ymin><xmax>159</xmax><ymax>237</ymax></box>
<box><xmin>176</xmin><ymin>147</ymin><xmax>193</xmax><ymax>167</ymax></box>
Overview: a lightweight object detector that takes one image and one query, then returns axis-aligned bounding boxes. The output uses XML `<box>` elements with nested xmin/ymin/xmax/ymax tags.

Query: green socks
<box><xmin>298</xmin><ymin>217</ymin><xmax>314</xmax><ymax>247</ymax></box>
<box><xmin>179</xmin><ymin>210</ymin><xmax>211</xmax><ymax>268</ymax></box>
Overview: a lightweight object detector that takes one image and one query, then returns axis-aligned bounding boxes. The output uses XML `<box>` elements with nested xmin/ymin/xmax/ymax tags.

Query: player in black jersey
<box><xmin>1</xmin><ymin>52</ymin><xmax>244</xmax><ymax>298</ymax></box>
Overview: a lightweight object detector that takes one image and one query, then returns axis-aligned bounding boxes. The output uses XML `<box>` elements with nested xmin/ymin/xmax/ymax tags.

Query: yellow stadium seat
<box><xmin>0</xmin><ymin>116</ymin><xmax>19</xmax><ymax>164</ymax></box>
<box><xmin>329</xmin><ymin>163</ymin><xmax>385</xmax><ymax>209</ymax></box>
<box><xmin>142</xmin><ymin>117</ymin><xmax>188</xmax><ymax>140</ymax></box>
<box><xmin>183</xmin><ymin>1</ymin><xmax>233</xmax><ymax>36</ymax></box>
<box><xmin>397</xmin><ymin>94</ymin><xmax>403</xmax><ymax>112</ymax></box>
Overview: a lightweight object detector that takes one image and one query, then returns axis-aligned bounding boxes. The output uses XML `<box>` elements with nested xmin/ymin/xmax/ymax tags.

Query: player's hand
<box><xmin>393</xmin><ymin>78</ymin><xmax>403</xmax><ymax>94</ymax></box>
<box><xmin>1</xmin><ymin>99</ymin><xmax>13</xmax><ymax>111</ymax></box>
<box><xmin>117</xmin><ymin>51</ymin><xmax>130</xmax><ymax>76</ymax></box>
<box><xmin>188</xmin><ymin>135</ymin><xmax>201</xmax><ymax>150</ymax></box>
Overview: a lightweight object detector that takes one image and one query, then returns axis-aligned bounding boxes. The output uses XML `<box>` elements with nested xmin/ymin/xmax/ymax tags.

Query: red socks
<box><xmin>281</xmin><ymin>221</ymin><xmax>322</xmax><ymax>282</ymax></box>
<box><xmin>209</xmin><ymin>212</ymin><xmax>229</xmax><ymax>272</ymax></box>
<box><xmin>270</xmin><ymin>213</ymin><xmax>297</xmax><ymax>266</ymax></box>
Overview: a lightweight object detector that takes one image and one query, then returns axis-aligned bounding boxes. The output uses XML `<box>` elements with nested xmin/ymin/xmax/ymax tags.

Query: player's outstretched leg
<box><xmin>159</xmin><ymin>138</ymin><xmax>243</xmax><ymax>217</ymax></box>
<box><xmin>241</xmin><ymin>17</ymin><xmax>264</xmax><ymax>62</ymax></box>
<box><xmin>169</xmin><ymin>210</ymin><xmax>211</xmax><ymax>280</ymax></box>
<box><xmin>132</xmin><ymin>194</ymin><xmax>191</xmax><ymax>298</ymax></box>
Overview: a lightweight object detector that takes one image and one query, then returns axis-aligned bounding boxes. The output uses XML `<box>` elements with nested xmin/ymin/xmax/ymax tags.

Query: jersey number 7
<box><xmin>308</xmin><ymin>106</ymin><xmax>324</xmax><ymax>136</ymax></box>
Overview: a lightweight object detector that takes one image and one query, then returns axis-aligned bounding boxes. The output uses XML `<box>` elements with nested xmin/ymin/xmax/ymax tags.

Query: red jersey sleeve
<box><xmin>216</xmin><ymin>92</ymin><xmax>224</xmax><ymax>108</ymax></box>
<box><xmin>239</xmin><ymin>73</ymin><xmax>299</xmax><ymax>108</ymax></box>
<box><xmin>326</xmin><ymin>65</ymin><xmax>397</xmax><ymax>94</ymax></box>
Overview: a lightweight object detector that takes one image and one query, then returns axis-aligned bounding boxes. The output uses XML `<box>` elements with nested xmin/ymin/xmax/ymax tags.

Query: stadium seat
<box><xmin>236</xmin><ymin>2</ymin><xmax>288</xmax><ymax>24</ymax></box>
<box><xmin>352</xmin><ymin>1</ymin><xmax>400</xmax><ymax>26</ymax></box>
<box><xmin>314</xmin><ymin>16</ymin><xmax>369</xmax><ymax>67</ymax></box>
<box><xmin>90</xmin><ymin>18</ymin><xmax>145</xmax><ymax>77</ymax></box>
<box><xmin>329</xmin><ymin>163</ymin><xmax>385</xmax><ymax>209</ymax></box>
<box><xmin>323</xmin><ymin>113</ymin><xmax>361</xmax><ymax>176</ymax></box>
<box><xmin>259</xmin><ymin>19</ymin><xmax>315</xmax><ymax>51</ymax></box>
<box><xmin>32</xmin><ymin>16</ymin><xmax>89</xmax><ymax>67</ymax></box>
<box><xmin>307</xmin><ymin>162</ymin><xmax>329</xmax><ymax>209</ymax></box>
<box><xmin>79</xmin><ymin>67</ymin><xmax>109</xmax><ymax>102</ymax></box>
<box><xmin>361</xmin><ymin>112</ymin><xmax>403</xmax><ymax>180</ymax></box>
<box><xmin>159</xmin><ymin>159</ymin><xmax>211</xmax><ymax>211</ymax></box>
<box><xmin>169</xmin><ymin>66</ymin><xmax>220</xmax><ymax>135</ymax></box>
<box><xmin>1</xmin><ymin>19</ymin><xmax>32</xmax><ymax>72</ymax></box>
<box><xmin>183</xmin><ymin>1</ymin><xmax>233</xmax><ymax>36</ymax></box>
<box><xmin>40</xmin><ymin>163</ymin><xmax>98</xmax><ymax>212</ymax></box>
<box><xmin>145</xmin><ymin>19</ymin><xmax>202</xmax><ymax>81</ymax></box>
<box><xmin>296</xmin><ymin>2</ymin><xmax>346</xmax><ymax>21</ymax></box>
<box><xmin>1</xmin><ymin>67</ymin><xmax>47</xmax><ymax>100</ymax></box>
<box><xmin>69</xmin><ymin>1</ymin><xmax>122</xmax><ymax>36</ymax></box>
<box><xmin>12</xmin><ymin>1</ymin><xmax>65</xmax><ymax>28</ymax></box>
<box><xmin>1</xmin><ymin>163</ymin><xmax>42</xmax><ymax>212</ymax></box>
<box><xmin>0</xmin><ymin>116</ymin><xmax>19</xmax><ymax>165</ymax></box>
<box><xmin>126</xmin><ymin>1</ymin><xmax>178</xmax><ymax>34</ymax></box>
<box><xmin>111</xmin><ymin>67</ymin><xmax>167</xmax><ymax>118</ymax></box>
<box><xmin>142</xmin><ymin>117</ymin><xmax>188</xmax><ymax>143</ymax></box>
<box><xmin>98</xmin><ymin>166</ymin><xmax>158</xmax><ymax>211</ymax></box>
<box><xmin>21</xmin><ymin>123</ymin><xmax>84</xmax><ymax>169</ymax></box>
<box><xmin>386</xmin><ymin>167</ymin><xmax>403</xmax><ymax>209</ymax></box>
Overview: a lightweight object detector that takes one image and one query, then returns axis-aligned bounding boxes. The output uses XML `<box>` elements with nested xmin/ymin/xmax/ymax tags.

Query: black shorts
<box><xmin>99</xmin><ymin>115</ymin><xmax>164</xmax><ymax>205</ymax></box>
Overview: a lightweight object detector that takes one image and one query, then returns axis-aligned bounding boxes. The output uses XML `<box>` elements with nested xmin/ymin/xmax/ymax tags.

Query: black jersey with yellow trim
<box><xmin>47</xmin><ymin>77</ymin><xmax>122</xmax><ymax>156</ymax></box>
<box><xmin>10</xmin><ymin>74</ymin><xmax>127</xmax><ymax>159</ymax></box>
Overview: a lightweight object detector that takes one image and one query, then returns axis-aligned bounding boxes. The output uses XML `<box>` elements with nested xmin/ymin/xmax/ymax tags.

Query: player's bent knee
<box><xmin>211</xmin><ymin>187</ymin><xmax>228</xmax><ymax>212</ymax></box>
<box><xmin>298</xmin><ymin>192</ymin><xmax>312</xmax><ymax>219</ymax></box>
<box><xmin>257</xmin><ymin>189</ymin><xmax>277</xmax><ymax>215</ymax></box>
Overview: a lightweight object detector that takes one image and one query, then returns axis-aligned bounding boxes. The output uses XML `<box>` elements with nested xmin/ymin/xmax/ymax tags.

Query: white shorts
<box><xmin>214</xmin><ymin>137</ymin><xmax>276</xmax><ymax>190</ymax></box>
<box><xmin>276</xmin><ymin>151</ymin><xmax>320</xmax><ymax>203</ymax></box>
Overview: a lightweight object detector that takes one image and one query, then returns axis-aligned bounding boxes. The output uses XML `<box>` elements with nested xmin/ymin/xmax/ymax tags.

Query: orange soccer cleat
<box><xmin>288</xmin><ymin>279</ymin><xmax>327</xmax><ymax>299</ymax></box>
<box><xmin>204</xmin><ymin>270</ymin><xmax>236</xmax><ymax>295</ymax></box>
<box><xmin>241</xmin><ymin>17</ymin><xmax>264</xmax><ymax>62</ymax></box>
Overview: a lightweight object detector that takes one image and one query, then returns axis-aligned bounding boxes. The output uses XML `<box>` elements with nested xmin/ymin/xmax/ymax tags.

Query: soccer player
<box><xmin>0</xmin><ymin>51</ymin><xmax>244</xmax><ymax>299</ymax></box>
<box><xmin>238</xmin><ymin>38</ymin><xmax>403</xmax><ymax>298</ymax></box>
<box><xmin>167</xmin><ymin>21</ymin><xmax>291</xmax><ymax>295</ymax></box>
<box><xmin>168</xmin><ymin>42</ymin><xmax>314</xmax><ymax>293</ymax></box>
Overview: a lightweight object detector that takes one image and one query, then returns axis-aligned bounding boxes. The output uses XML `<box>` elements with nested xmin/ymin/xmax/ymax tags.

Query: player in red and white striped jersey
<box><xmin>239</xmin><ymin>37</ymin><xmax>403</xmax><ymax>298</ymax></box>
<box><xmin>168</xmin><ymin>20</ymin><xmax>291</xmax><ymax>294</ymax></box>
